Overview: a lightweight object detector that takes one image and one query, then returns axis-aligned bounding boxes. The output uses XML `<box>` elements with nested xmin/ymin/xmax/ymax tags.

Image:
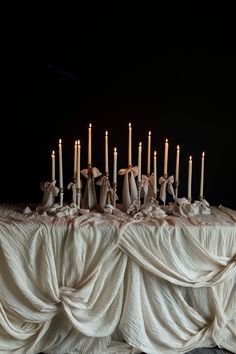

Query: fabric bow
<box><xmin>118</xmin><ymin>166</ymin><xmax>138</xmax><ymax>210</ymax></box>
<box><xmin>141</xmin><ymin>174</ymin><xmax>156</xmax><ymax>203</ymax></box>
<box><xmin>192</xmin><ymin>199</ymin><xmax>211</xmax><ymax>215</ymax></box>
<box><xmin>81</xmin><ymin>167</ymin><xmax>102</xmax><ymax>210</ymax></box>
<box><xmin>96</xmin><ymin>175</ymin><xmax>117</xmax><ymax>210</ymax></box>
<box><xmin>36</xmin><ymin>181</ymin><xmax>59</xmax><ymax>212</ymax></box>
<box><xmin>159</xmin><ymin>175</ymin><xmax>175</xmax><ymax>204</ymax></box>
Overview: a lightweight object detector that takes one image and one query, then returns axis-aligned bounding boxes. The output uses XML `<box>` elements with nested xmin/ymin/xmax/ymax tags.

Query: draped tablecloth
<box><xmin>0</xmin><ymin>204</ymin><xmax>235</xmax><ymax>354</ymax></box>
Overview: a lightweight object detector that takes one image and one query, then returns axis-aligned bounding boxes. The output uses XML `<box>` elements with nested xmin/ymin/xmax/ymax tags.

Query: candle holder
<box><xmin>59</xmin><ymin>188</ymin><xmax>64</xmax><ymax>208</ymax></box>
<box><xmin>113</xmin><ymin>182</ymin><xmax>117</xmax><ymax>208</ymax></box>
<box><xmin>175</xmin><ymin>181</ymin><xmax>179</xmax><ymax>203</ymax></box>
<box><xmin>188</xmin><ymin>197</ymin><xmax>192</xmax><ymax>204</ymax></box>
<box><xmin>88</xmin><ymin>163</ymin><xmax>92</xmax><ymax>169</ymax></box>
<box><xmin>199</xmin><ymin>195</ymin><xmax>204</xmax><ymax>214</ymax></box>
<box><xmin>137</xmin><ymin>181</ymin><xmax>142</xmax><ymax>210</ymax></box>
<box><xmin>76</xmin><ymin>188</ymin><xmax>81</xmax><ymax>209</ymax></box>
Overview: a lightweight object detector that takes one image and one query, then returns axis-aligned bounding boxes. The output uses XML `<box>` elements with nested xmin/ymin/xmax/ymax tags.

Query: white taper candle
<box><xmin>59</xmin><ymin>139</ymin><xmax>63</xmax><ymax>189</ymax></box>
<box><xmin>113</xmin><ymin>147</ymin><xmax>117</xmax><ymax>184</ymax></box>
<box><xmin>164</xmin><ymin>139</ymin><xmax>169</xmax><ymax>176</ymax></box>
<box><xmin>51</xmin><ymin>150</ymin><xmax>55</xmax><ymax>181</ymax></box>
<box><xmin>200</xmin><ymin>152</ymin><xmax>205</xmax><ymax>199</ymax></box>
<box><xmin>105</xmin><ymin>131</ymin><xmax>109</xmax><ymax>175</ymax></box>
<box><xmin>88</xmin><ymin>123</ymin><xmax>92</xmax><ymax>167</ymax></box>
<box><xmin>128</xmin><ymin>122</ymin><xmax>132</xmax><ymax>167</ymax></box>
<box><xmin>153</xmin><ymin>150</ymin><xmax>157</xmax><ymax>195</ymax></box>
<box><xmin>76</xmin><ymin>140</ymin><xmax>81</xmax><ymax>189</ymax></box>
<box><xmin>138</xmin><ymin>142</ymin><xmax>142</xmax><ymax>183</ymax></box>
<box><xmin>188</xmin><ymin>155</ymin><xmax>192</xmax><ymax>201</ymax></box>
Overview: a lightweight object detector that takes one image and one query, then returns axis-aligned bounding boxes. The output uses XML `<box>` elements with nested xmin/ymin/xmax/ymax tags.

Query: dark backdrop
<box><xmin>1</xmin><ymin>7</ymin><xmax>235</xmax><ymax>209</ymax></box>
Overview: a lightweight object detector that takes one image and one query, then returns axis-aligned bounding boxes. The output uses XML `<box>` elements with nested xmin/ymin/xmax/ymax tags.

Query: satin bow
<box><xmin>159</xmin><ymin>175</ymin><xmax>175</xmax><ymax>204</ymax></box>
<box><xmin>81</xmin><ymin>167</ymin><xmax>102</xmax><ymax>210</ymax></box>
<box><xmin>141</xmin><ymin>174</ymin><xmax>156</xmax><ymax>203</ymax></box>
<box><xmin>118</xmin><ymin>166</ymin><xmax>138</xmax><ymax>210</ymax></box>
<box><xmin>96</xmin><ymin>175</ymin><xmax>117</xmax><ymax>210</ymax></box>
<box><xmin>36</xmin><ymin>181</ymin><xmax>59</xmax><ymax>212</ymax></box>
<box><xmin>193</xmin><ymin>199</ymin><xmax>211</xmax><ymax>214</ymax></box>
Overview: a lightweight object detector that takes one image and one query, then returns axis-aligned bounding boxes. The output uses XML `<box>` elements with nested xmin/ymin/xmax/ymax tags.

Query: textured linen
<box><xmin>0</xmin><ymin>204</ymin><xmax>235</xmax><ymax>354</ymax></box>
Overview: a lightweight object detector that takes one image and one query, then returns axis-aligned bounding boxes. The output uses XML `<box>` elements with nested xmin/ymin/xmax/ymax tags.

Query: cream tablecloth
<box><xmin>0</xmin><ymin>204</ymin><xmax>235</xmax><ymax>354</ymax></box>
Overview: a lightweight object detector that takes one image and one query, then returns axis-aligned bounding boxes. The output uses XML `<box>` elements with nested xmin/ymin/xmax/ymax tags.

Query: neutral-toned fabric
<box><xmin>0</xmin><ymin>204</ymin><xmax>235</xmax><ymax>354</ymax></box>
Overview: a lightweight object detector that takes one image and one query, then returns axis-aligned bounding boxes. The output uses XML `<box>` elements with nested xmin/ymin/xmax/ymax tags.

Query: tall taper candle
<box><xmin>73</xmin><ymin>140</ymin><xmax>78</xmax><ymax>181</ymax></box>
<box><xmin>76</xmin><ymin>140</ymin><xmax>81</xmax><ymax>189</ymax></box>
<box><xmin>175</xmin><ymin>145</ymin><xmax>180</xmax><ymax>183</ymax></box>
<box><xmin>51</xmin><ymin>150</ymin><xmax>55</xmax><ymax>181</ymax></box>
<box><xmin>128</xmin><ymin>122</ymin><xmax>132</xmax><ymax>167</ymax></box>
<box><xmin>138</xmin><ymin>142</ymin><xmax>142</xmax><ymax>182</ymax></box>
<box><xmin>188</xmin><ymin>156</ymin><xmax>192</xmax><ymax>201</ymax></box>
<box><xmin>200</xmin><ymin>152</ymin><xmax>205</xmax><ymax>199</ymax></box>
<box><xmin>164</xmin><ymin>139</ymin><xmax>169</xmax><ymax>176</ymax></box>
<box><xmin>105</xmin><ymin>131</ymin><xmax>109</xmax><ymax>175</ymax></box>
<box><xmin>153</xmin><ymin>150</ymin><xmax>157</xmax><ymax>195</ymax></box>
<box><xmin>59</xmin><ymin>139</ymin><xmax>63</xmax><ymax>189</ymax></box>
<box><xmin>113</xmin><ymin>147</ymin><xmax>117</xmax><ymax>184</ymax></box>
<box><xmin>147</xmin><ymin>131</ymin><xmax>151</xmax><ymax>176</ymax></box>
<box><xmin>88</xmin><ymin>123</ymin><xmax>92</xmax><ymax>167</ymax></box>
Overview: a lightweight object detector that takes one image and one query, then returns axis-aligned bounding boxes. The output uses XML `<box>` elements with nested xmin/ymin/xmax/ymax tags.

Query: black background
<box><xmin>1</xmin><ymin>6</ymin><xmax>235</xmax><ymax>209</ymax></box>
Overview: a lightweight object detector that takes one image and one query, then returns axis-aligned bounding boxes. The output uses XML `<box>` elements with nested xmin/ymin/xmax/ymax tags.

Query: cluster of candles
<box><xmin>51</xmin><ymin>123</ymin><xmax>206</xmax><ymax>202</ymax></box>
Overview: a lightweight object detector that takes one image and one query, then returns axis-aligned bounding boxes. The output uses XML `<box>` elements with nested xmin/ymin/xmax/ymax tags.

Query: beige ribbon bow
<box><xmin>141</xmin><ymin>174</ymin><xmax>156</xmax><ymax>203</ymax></box>
<box><xmin>159</xmin><ymin>175</ymin><xmax>175</xmax><ymax>204</ymax></box>
<box><xmin>96</xmin><ymin>175</ymin><xmax>117</xmax><ymax>210</ymax></box>
<box><xmin>81</xmin><ymin>167</ymin><xmax>102</xmax><ymax>210</ymax></box>
<box><xmin>36</xmin><ymin>181</ymin><xmax>59</xmax><ymax>212</ymax></box>
<box><xmin>118</xmin><ymin>166</ymin><xmax>138</xmax><ymax>210</ymax></box>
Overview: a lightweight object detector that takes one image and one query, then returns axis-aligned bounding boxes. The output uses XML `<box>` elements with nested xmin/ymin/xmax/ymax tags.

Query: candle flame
<box><xmin>148</xmin><ymin>131</ymin><xmax>151</xmax><ymax>136</ymax></box>
<box><xmin>114</xmin><ymin>147</ymin><xmax>117</xmax><ymax>152</ymax></box>
<box><xmin>89</xmin><ymin>123</ymin><xmax>92</xmax><ymax>128</ymax></box>
<box><xmin>128</xmin><ymin>122</ymin><xmax>131</xmax><ymax>127</ymax></box>
<box><xmin>59</xmin><ymin>139</ymin><xmax>62</xmax><ymax>144</ymax></box>
<box><xmin>154</xmin><ymin>150</ymin><xmax>157</xmax><ymax>156</ymax></box>
<box><xmin>78</xmin><ymin>140</ymin><xmax>80</xmax><ymax>145</ymax></box>
<box><xmin>165</xmin><ymin>139</ymin><xmax>168</xmax><ymax>143</ymax></box>
<box><xmin>202</xmin><ymin>151</ymin><xmax>205</xmax><ymax>157</ymax></box>
<box><xmin>52</xmin><ymin>150</ymin><xmax>55</xmax><ymax>155</ymax></box>
<box><xmin>75</xmin><ymin>140</ymin><xmax>78</xmax><ymax>145</ymax></box>
<box><xmin>105</xmin><ymin>131</ymin><xmax>108</xmax><ymax>136</ymax></box>
<box><xmin>139</xmin><ymin>142</ymin><xmax>142</xmax><ymax>147</ymax></box>
<box><xmin>177</xmin><ymin>145</ymin><xmax>180</xmax><ymax>149</ymax></box>
<box><xmin>189</xmin><ymin>156</ymin><xmax>192</xmax><ymax>161</ymax></box>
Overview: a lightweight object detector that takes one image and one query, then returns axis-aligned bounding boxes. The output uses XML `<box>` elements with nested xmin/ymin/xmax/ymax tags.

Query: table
<box><xmin>0</xmin><ymin>204</ymin><xmax>236</xmax><ymax>354</ymax></box>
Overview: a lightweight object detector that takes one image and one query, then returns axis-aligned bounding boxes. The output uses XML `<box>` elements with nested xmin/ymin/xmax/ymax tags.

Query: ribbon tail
<box><xmin>82</xmin><ymin>175</ymin><xmax>97</xmax><ymax>210</ymax></box>
<box><xmin>167</xmin><ymin>183</ymin><xmax>176</xmax><ymax>200</ymax></box>
<box><xmin>130</xmin><ymin>172</ymin><xmax>138</xmax><ymax>203</ymax></box>
<box><xmin>100</xmin><ymin>179</ymin><xmax>109</xmax><ymax>210</ymax></box>
<box><xmin>122</xmin><ymin>172</ymin><xmax>131</xmax><ymax>210</ymax></box>
<box><xmin>159</xmin><ymin>182</ymin><xmax>167</xmax><ymax>203</ymax></box>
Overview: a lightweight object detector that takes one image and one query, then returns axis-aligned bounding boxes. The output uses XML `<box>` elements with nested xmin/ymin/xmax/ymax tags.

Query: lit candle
<box><xmin>76</xmin><ymin>140</ymin><xmax>81</xmax><ymax>189</ymax></box>
<box><xmin>51</xmin><ymin>150</ymin><xmax>55</xmax><ymax>181</ymax></box>
<box><xmin>59</xmin><ymin>139</ymin><xmax>63</xmax><ymax>189</ymax></box>
<box><xmin>88</xmin><ymin>123</ymin><xmax>92</xmax><ymax>167</ymax></box>
<box><xmin>147</xmin><ymin>131</ymin><xmax>151</xmax><ymax>176</ymax></box>
<box><xmin>200</xmin><ymin>152</ymin><xmax>205</xmax><ymax>199</ymax></box>
<box><xmin>105</xmin><ymin>131</ymin><xmax>109</xmax><ymax>175</ymax></box>
<box><xmin>153</xmin><ymin>150</ymin><xmax>157</xmax><ymax>195</ymax></box>
<box><xmin>128</xmin><ymin>122</ymin><xmax>132</xmax><ymax>167</ymax></box>
<box><xmin>164</xmin><ymin>139</ymin><xmax>169</xmax><ymax>177</ymax></box>
<box><xmin>73</xmin><ymin>140</ymin><xmax>78</xmax><ymax>181</ymax></box>
<box><xmin>188</xmin><ymin>155</ymin><xmax>192</xmax><ymax>201</ymax></box>
<box><xmin>175</xmin><ymin>145</ymin><xmax>180</xmax><ymax>183</ymax></box>
<box><xmin>113</xmin><ymin>147</ymin><xmax>117</xmax><ymax>184</ymax></box>
<box><xmin>138</xmin><ymin>142</ymin><xmax>142</xmax><ymax>182</ymax></box>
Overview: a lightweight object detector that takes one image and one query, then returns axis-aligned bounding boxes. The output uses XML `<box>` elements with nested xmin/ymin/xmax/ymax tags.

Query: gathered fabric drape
<box><xmin>0</xmin><ymin>205</ymin><xmax>235</xmax><ymax>354</ymax></box>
